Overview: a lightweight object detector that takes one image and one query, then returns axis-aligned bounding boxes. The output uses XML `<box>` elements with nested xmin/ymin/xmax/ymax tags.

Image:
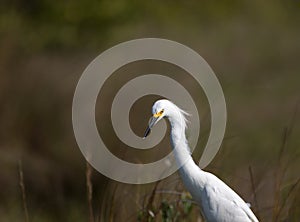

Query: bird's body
<box><xmin>177</xmin><ymin>158</ymin><xmax>258</xmax><ymax>222</ymax></box>
<box><xmin>144</xmin><ymin>99</ymin><xmax>259</xmax><ymax>222</ymax></box>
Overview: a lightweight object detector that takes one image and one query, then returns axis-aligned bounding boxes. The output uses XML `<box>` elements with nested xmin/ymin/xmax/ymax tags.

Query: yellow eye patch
<box><xmin>153</xmin><ymin>109</ymin><xmax>164</xmax><ymax>118</ymax></box>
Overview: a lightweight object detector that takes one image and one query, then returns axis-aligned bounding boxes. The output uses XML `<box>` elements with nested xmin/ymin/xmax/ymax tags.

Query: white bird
<box><xmin>143</xmin><ymin>99</ymin><xmax>259</xmax><ymax>222</ymax></box>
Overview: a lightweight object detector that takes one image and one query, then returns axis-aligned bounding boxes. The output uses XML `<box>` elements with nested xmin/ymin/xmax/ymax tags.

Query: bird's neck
<box><xmin>168</xmin><ymin>115</ymin><xmax>206</xmax><ymax>191</ymax></box>
<box><xmin>169</xmin><ymin>117</ymin><xmax>190</xmax><ymax>164</ymax></box>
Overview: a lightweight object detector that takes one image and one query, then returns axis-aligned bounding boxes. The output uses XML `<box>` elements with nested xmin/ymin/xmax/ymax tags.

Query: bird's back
<box><xmin>194</xmin><ymin>171</ymin><xmax>259</xmax><ymax>222</ymax></box>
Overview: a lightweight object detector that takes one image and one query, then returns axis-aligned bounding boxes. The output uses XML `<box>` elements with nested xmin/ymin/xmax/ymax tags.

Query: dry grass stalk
<box><xmin>109</xmin><ymin>183</ymin><xmax>118</xmax><ymax>222</ymax></box>
<box><xmin>273</xmin><ymin>103</ymin><xmax>299</xmax><ymax>222</ymax></box>
<box><xmin>248</xmin><ymin>166</ymin><xmax>260</xmax><ymax>221</ymax></box>
<box><xmin>86</xmin><ymin>161</ymin><xmax>95</xmax><ymax>222</ymax></box>
<box><xmin>18</xmin><ymin>160</ymin><xmax>29</xmax><ymax>222</ymax></box>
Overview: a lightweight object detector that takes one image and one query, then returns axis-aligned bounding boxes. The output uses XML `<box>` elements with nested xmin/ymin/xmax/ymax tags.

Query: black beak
<box><xmin>143</xmin><ymin>116</ymin><xmax>159</xmax><ymax>138</ymax></box>
<box><xmin>143</xmin><ymin>126</ymin><xmax>151</xmax><ymax>138</ymax></box>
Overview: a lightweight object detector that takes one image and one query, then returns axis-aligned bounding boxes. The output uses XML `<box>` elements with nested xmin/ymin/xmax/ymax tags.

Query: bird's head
<box><xmin>143</xmin><ymin>99</ymin><xmax>188</xmax><ymax>138</ymax></box>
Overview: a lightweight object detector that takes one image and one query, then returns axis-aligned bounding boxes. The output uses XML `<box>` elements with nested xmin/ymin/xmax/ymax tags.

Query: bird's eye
<box><xmin>160</xmin><ymin>109</ymin><xmax>164</xmax><ymax>114</ymax></box>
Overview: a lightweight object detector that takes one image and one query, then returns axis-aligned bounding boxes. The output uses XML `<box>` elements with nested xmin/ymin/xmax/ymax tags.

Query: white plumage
<box><xmin>144</xmin><ymin>99</ymin><xmax>259</xmax><ymax>222</ymax></box>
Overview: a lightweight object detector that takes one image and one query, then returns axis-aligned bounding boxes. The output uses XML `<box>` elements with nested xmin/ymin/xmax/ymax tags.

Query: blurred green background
<box><xmin>0</xmin><ymin>0</ymin><xmax>299</xmax><ymax>221</ymax></box>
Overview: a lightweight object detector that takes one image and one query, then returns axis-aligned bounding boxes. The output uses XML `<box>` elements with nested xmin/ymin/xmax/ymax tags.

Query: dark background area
<box><xmin>0</xmin><ymin>1</ymin><xmax>299</xmax><ymax>221</ymax></box>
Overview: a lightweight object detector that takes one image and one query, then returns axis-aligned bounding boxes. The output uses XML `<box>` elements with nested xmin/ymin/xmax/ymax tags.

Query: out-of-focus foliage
<box><xmin>1</xmin><ymin>0</ymin><xmax>299</xmax><ymax>52</ymax></box>
<box><xmin>0</xmin><ymin>0</ymin><xmax>300</xmax><ymax>221</ymax></box>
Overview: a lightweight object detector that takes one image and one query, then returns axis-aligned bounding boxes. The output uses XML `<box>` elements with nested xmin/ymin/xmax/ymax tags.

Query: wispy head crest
<box><xmin>166</xmin><ymin>100</ymin><xmax>191</xmax><ymax>130</ymax></box>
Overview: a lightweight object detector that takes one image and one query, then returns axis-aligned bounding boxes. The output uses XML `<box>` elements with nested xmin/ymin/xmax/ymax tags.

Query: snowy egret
<box><xmin>144</xmin><ymin>99</ymin><xmax>259</xmax><ymax>222</ymax></box>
